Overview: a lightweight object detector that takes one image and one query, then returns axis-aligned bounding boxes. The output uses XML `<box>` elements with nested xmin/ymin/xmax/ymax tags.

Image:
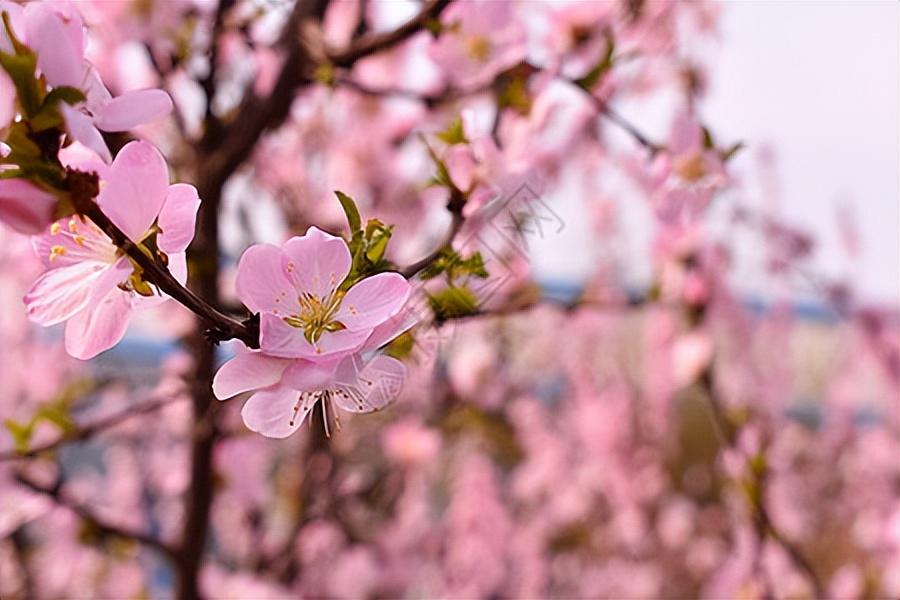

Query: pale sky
<box><xmin>703</xmin><ymin>0</ymin><xmax>899</xmax><ymax>305</ymax></box>
<box><xmin>532</xmin><ymin>0</ymin><xmax>899</xmax><ymax>307</ymax></box>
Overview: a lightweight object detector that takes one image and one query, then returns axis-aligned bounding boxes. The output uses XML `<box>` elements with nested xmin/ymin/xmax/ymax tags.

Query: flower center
<box><xmin>465</xmin><ymin>35</ymin><xmax>493</xmax><ymax>63</ymax></box>
<box><xmin>673</xmin><ymin>153</ymin><xmax>707</xmax><ymax>183</ymax></box>
<box><xmin>283</xmin><ymin>290</ymin><xmax>346</xmax><ymax>344</ymax></box>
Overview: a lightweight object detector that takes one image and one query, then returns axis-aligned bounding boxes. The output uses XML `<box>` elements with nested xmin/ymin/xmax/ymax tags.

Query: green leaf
<box><xmin>420</xmin><ymin>248</ymin><xmax>488</xmax><ymax>281</ymax></box>
<box><xmin>43</xmin><ymin>86</ymin><xmax>86</xmax><ymax>107</ymax></box>
<box><xmin>427</xmin><ymin>285</ymin><xmax>480</xmax><ymax>322</ymax></box>
<box><xmin>575</xmin><ymin>34</ymin><xmax>615</xmax><ymax>91</ymax></box>
<box><xmin>701</xmin><ymin>126</ymin><xmax>715</xmax><ymax>150</ymax></box>
<box><xmin>721</xmin><ymin>141</ymin><xmax>745</xmax><ymax>163</ymax></box>
<box><xmin>436</xmin><ymin>116</ymin><xmax>467</xmax><ymax>145</ymax></box>
<box><xmin>0</xmin><ymin>49</ymin><xmax>40</xmax><ymax>117</ymax></box>
<box><xmin>334</xmin><ymin>190</ymin><xmax>362</xmax><ymax>234</ymax></box>
<box><xmin>385</xmin><ymin>330</ymin><xmax>415</xmax><ymax>360</ymax></box>
<box><xmin>32</xmin><ymin>86</ymin><xmax>86</xmax><ymax>132</ymax></box>
<box><xmin>365</xmin><ymin>228</ymin><xmax>391</xmax><ymax>263</ymax></box>
<box><xmin>4</xmin><ymin>419</ymin><xmax>33</xmax><ymax>454</ymax></box>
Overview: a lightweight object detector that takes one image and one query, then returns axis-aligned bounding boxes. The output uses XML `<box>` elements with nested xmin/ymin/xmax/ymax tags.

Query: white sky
<box><xmin>533</xmin><ymin>1</ymin><xmax>899</xmax><ymax>307</ymax></box>
<box><xmin>703</xmin><ymin>0</ymin><xmax>899</xmax><ymax>305</ymax></box>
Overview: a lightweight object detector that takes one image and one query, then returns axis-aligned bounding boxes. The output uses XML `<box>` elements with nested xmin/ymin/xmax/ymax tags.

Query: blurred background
<box><xmin>1</xmin><ymin>1</ymin><xmax>897</xmax><ymax>598</ymax></box>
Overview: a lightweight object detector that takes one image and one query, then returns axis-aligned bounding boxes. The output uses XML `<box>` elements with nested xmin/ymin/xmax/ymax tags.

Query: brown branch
<box><xmin>0</xmin><ymin>395</ymin><xmax>183</xmax><ymax>462</ymax></box>
<box><xmin>326</xmin><ymin>0</ymin><xmax>450</xmax><ymax>68</ymax></box>
<box><xmin>15</xmin><ymin>472</ymin><xmax>178</xmax><ymax>560</ymax></box>
<box><xmin>401</xmin><ymin>208</ymin><xmax>465</xmax><ymax>278</ymax></box>
<box><xmin>699</xmin><ymin>369</ymin><xmax>826</xmax><ymax>598</ymax></box>
<box><xmin>68</xmin><ymin>169</ymin><xmax>259</xmax><ymax>348</ymax></box>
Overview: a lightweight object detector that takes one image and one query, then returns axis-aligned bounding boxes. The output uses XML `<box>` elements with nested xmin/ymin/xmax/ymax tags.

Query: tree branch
<box><xmin>15</xmin><ymin>472</ymin><xmax>178</xmax><ymax>560</ymax></box>
<box><xmin>68</xmin><ymin>169</ymin><xmax>260</xmax><ymax>348</ymax></box>
<box><xmin>0</xmin><ymin>395</ymin><xmax>184</xmax><ymax>462</ymax></box>
<box><xmin>326</xmin><ymin>0</ymin><xmax>450</xmax><ymax>67</ymax></box>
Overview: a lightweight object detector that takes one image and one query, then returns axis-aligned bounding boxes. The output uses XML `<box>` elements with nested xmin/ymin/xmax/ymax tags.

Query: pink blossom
<box><xmin>0</xmin><ymin>179</ymin><xmax>57</xmax><ymax>235</ymax></box>
<box><xmin>649</xmin><ymin>112</ymin><xmax>727</xmax><ymax>226</ymax></box>
<box><xmin>10</xmin><ymin>2</ymin><xmax>172</xmax><ymax>163</ymax></box>
<box><xmin>213</xmin><ymin>341</ymin><xmax>410</xmax><ymax>438</ymax></box>
<box><xmin>239</xmin><ymin>227</ymin><xmax>411</xmax><ymax>359</ymax></box>
<box><xmin>23</xmin><ymin>141</ymin><xmax>200</xmax><ymax>359</ymax></box>
<box><xmin>59</xmin><ymin>69</ymin><xmax>173</xmax><ymax>163</ymax></box>
<box><xmin>428</xmin><ymin>0</ymin><xmax>527</xmax><ymax>88</ymax></box>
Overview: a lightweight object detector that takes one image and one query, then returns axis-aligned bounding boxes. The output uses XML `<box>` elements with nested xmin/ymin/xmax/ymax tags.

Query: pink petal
<box><xmin>61</xmin><ymin>104</ymin><xmax>111</xmax><ymax>163</ymax></box>
<box><xmin>0</xmin><ymin>2</ymin><xmax>25</xmax><ymax>55</ymax></box>
<box><xmin>281</xmin><ymin>358</ymin><xmax>341</xmax><ymax>391</ymax></box>
<box><xmin>281</xmin><ymin>227</ymin><xmax>351</xmax><ymax>298</ymax></box>
<box><xmin>24</xmin><ymin>2</ymin><xmax>85</xmax><ymax>89</ymax></box>
<box><xmin>98</xmin><ymin>140</ymin><xmax>168</xmax><ymax>240</ymax></box>
<box><xmin>157</xmin><ymin>184</ymin><xmax>200</xmax><ymax>254</ymax></box>
<box><xmin>93</xmin><ymin>89</ymin><xmax>173</xmax><ymax>132</ymax></box>
<box><xmin>212</xmin><ymin>352</ymin><xmax>291</xmax><ymax>400</ymax></box>
<box><xmin>0</xmin><ymin>179</ymin><xmax>56</xmax><ymax>235</ymax></box>
<box><xmin>34</xmin><ymin>216</ymin><xmax>116</xmax><ymax>270</ymax></box>
<box><xmin>333</xmin><ymin>354</ymin><xmax>406</xmax><ymax>413</ymax></box>
<box><xmin>234</xmin><ymin>244</ymin><xmax>294</xmax><ymax>313</ymax></box>
<box><xmin>63</xmin><ymin>285</ymin><xmax>133</xmax><ymax>359</ymax></box>
<box><xmin>168</xmin><ymin>251</ymin><xmax>188</xmax><ymax>286</ymax></box>
<box><xmin>0</xmin><ymin>69</ymin><xmax>15</xmax><ymax>129</ymax></box>
<box><xmin>241</xmin><ymin>386</ymin><xmax>313</xmax><ymax>438</ymax></box>
<box><xmin>669</xmin><ymin>111</ymin><xmax>702</xmax><ymax>155</ymax></box>
<box><xmin>24</xmin><ymin>258</ymin><xmax>126</xmax><ymax>326</ymax></box>
<box><xmin>335</xmin><ymin>272</ymin><xmax>411</xmax><ymax>331</ymax></box>
<box><xmin>359</xmin><ymin>309</ymin><xmax>418</xmax><ymax>353</ymax></box>
<box><xmin>259</xmin><ymin>313</ymin><xmax>370</xmax><ymax>359</ymax></box>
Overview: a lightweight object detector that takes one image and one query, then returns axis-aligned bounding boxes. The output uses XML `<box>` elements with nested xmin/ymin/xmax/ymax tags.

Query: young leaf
<box><xmin>335</xmin><ymin>190</ymin><xmax>362</xmax><ymax>234</ymax></box>
<box><xmin>436</xmin><ymin>116</ymin><xmax>467</xmax><ymax>145</ymax></box>
<box><xmin>575</xmin><ymin>33</ymin><xmax>615</xmax><ymax>91</ymax></box>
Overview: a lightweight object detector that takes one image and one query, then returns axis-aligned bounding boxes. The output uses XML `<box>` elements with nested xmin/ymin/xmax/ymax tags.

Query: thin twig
<box><xmin>0</xmin><ymin>395</ymin><xmax>183</xmax><ymax>461</ymax></box>
<box><xmin>67</xmin><ymin>171</ymin><xmax>259</xmax><ymax>348</ymax></box>
<box><xmin>326</xmin><ymin>0</ymin><xmax>450</xmax><ymax>68</ymax></box>
<box><xmin>14</xmin><ymin>472</ymin><xmax>178</xmax><ymax>560</ymax></box>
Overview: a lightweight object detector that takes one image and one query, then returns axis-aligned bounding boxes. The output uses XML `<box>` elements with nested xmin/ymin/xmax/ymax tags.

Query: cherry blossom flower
<box><xmin>6</xmin><ymin>2</ymin><xmax>173</xmax><ymax>163</ymax></box>
<box><xmin>0</xmin><ymin>179</ymin><xmax>57</xmax><ymax>234</ymax></box>
<box><xmin>213</xmin><ymin>336</ymin><xmax>410</xmax><ymax>439</ymax></box>
<box><xmin>23</xmin><ymin>140</ymin><xmax>200</xmax><ymax>359</ymax></box>
<box><xmin>238</xmin><ymin>226</ymin><xmax>411</xmax><ymax>359</ymax></box>
<box><xmin>428</xmin><ymin>0</ymin><xmax>527</xmax><ymax>88</ymax></box>
<box><xmin>649</xmin><ymin>112</ymin><xmax>727</xmax><ymax>225</ymax></box>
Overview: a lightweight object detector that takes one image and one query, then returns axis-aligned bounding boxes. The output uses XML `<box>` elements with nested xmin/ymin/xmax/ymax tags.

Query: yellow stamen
<box><xmin>465</xmin><ymin>35</ymin><xmax>492</xmax><ymax>63</ymax></box>
<box><xmin>49</xmin><ymin>245</ymin><xmax>67</xmax><ymax>261</ymax></box>
<box><xmin>50</xmin><ymin>223</ymin><xmax>61</xmax><ymax>235</ymax></box>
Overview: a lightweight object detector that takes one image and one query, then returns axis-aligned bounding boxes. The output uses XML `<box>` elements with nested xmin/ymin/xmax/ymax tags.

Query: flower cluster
<box><xmin>214</xmin><ymin>227</ymin><xmax>413</xmax><ymax>438</ymax></box>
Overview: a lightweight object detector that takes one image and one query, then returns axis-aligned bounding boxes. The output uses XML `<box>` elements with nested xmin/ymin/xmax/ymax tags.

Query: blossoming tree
<box><xmin>1</xmin><ymin>1</ymin><xmax>897</xmax><ymax>598</ymax></box>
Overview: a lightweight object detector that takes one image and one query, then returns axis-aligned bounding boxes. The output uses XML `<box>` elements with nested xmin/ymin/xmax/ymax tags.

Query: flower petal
<box><xmin>234</xmin><ymin>244</ymin><xmax>294</xmax><ymax>313</ymax></box>
<box><xmin>0</xmin><ymin>179</ymin><xmax>56</xmax><ymax>235</ymax></box>
<box><xmin>24</xmin><ymin>2</ymin><xmax>85</xmax><ymax>89</ymax></box>
<box><xmin>157</xmin><ymin>184</ymin><xmax>200</xmax><ymax>254</ymax></box>
<box><xmin>0</xmin><ymin>69</ymin><xmax>15</xmax><ymax>130</ymax></box>
<box><xmin>24</xmin><ymin>258</ymin><xmax>126</xmax><ymax>326</ymax></box>
<box><xmin>281</xmin><ymin>227</ymin><xmax>351</xmax><ymax>298</ymax></box>
<box><xmin>335</xmin><ymin>272</ymin><xmax>411</xmax><ymax>331</ymax></box>
<box><xmin>93</xmin><ymin>89</ymin><xmax>173</xmax><ymax>132</ymax></box>
<box><xmin>98</xmin><ymin>140</ymin><xmax>168</xmax><ymax>240</ymax></box>
<box><xmin>61</xmin><ymin>104</ymin><xmax>111</xmax><ymax>164</ymax></box>
<box><xmin>333</xmin><ymin>354</ymin><xmax>406</xmax><ymax>413</ymax></box>
<box><xmin>241</xmin><ymin>386</ymin><xmax>313</xmax><ymax>439</ymax></box>
<box><xmin>63</xmin><ymin>285</ymin><xmax>133</xmax><ymax>359</ymax></box>
<box><xmin>213</xmin><ymin>351</ymin><xmax>291</xmax><ymax>399</ymax></box>
<box><xmin>280</xmin><ymin>358</ymin><xmax>341</xmax><ymax>391</ymax></box>
<box><xmin>259</xmin><ymin>313</ymin><xmax>370</xmax><ymax>359</ymax></box>
<box><xmin>359</xmin><ymin>308</ymin><xmax>419</xmax><ymax>354</ymax></box>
